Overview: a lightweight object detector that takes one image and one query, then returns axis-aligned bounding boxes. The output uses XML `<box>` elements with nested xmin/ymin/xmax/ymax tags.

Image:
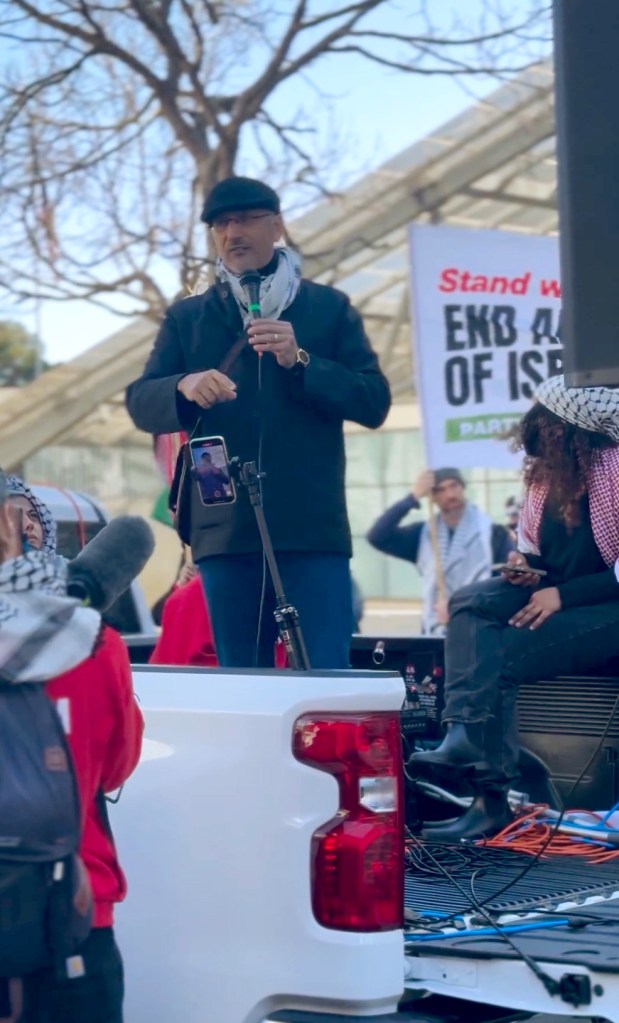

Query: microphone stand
<box><xmin>229</xmin><ymin>458</ymin><xmax>310</xmax><ymax>671</ymax></box>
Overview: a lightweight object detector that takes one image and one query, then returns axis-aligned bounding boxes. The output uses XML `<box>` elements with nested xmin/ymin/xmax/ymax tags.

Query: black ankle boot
<box><xmin>409</xmin><ymin>722</ymin><xmax>490</xmax><ymax>771</ymax></box>
<box><xmin>421</xmin><ymin>786</ymin><xmax>512</xmax><ymax>843</ymax></box>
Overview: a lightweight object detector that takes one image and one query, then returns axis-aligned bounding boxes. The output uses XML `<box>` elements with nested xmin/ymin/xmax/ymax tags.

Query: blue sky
<box><xmin>2</xmin><ymin>1</ymin><xmax>551</xmax><ymax>364</ymax></box>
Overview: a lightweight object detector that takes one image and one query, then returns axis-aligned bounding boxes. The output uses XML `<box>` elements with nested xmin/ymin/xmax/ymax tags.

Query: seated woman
<box><xmin>412</xmin><ymin>376</ymin><xmax>619</xmax><ymax>841</ymax></box>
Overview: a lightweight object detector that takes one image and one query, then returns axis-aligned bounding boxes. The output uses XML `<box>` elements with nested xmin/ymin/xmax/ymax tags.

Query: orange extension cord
<box><xmin>479</xmin><ymin>805</ymin><xmax>619</xmax><ymax>862</ymax></box>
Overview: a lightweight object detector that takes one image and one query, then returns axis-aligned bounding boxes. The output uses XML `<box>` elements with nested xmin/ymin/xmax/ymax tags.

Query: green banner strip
<box><xmin>445</xmin><ymin>413</ymin><xmax>522</xmax><ymax>442</ymax></box>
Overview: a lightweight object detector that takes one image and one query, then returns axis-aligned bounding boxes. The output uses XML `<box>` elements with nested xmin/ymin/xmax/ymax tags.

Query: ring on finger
<box><xmin>274</xmin><ymin>332</ymin><xmax>278</xmax><ymax>341</ymax></box>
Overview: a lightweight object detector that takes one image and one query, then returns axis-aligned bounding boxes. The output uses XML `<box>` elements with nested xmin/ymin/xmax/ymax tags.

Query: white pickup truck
<box><xmin>110</xmin><ymin>665</ymin><xmax>619</xmax><ymax>1023</ymax></box>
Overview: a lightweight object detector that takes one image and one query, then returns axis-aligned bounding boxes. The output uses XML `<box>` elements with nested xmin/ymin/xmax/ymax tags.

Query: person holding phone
<box><xmin>412</xmin><ymin>376</ymin><xmax>619</xmax><ymax>841</ymax></box>
<box><xmin>125</xmin><ymin>176</ymin><xmax>390</xmax><ymax>669</ymax></box>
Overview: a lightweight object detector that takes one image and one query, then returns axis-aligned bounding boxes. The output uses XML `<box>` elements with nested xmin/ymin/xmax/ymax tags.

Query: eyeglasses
<box><xmin>210</xmin><ymin>211</ymin><xmax>274</xmax><ymax>233</ymax></box>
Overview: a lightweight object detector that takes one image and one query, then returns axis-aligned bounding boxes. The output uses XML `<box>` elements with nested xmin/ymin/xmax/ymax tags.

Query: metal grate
<box><xmin>518</xmin><ymin>676</ymin><xmax>619</xmax><ymax>737</ymax></box>
<box><xmin>405</xmin><ymin>846</ymin><xmax>619</xmax><ymax>916</ymax></box>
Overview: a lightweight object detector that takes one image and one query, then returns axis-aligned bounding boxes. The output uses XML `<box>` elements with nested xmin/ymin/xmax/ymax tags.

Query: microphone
<box><xmin>67</xmin><ymin>516</ymin><xmax>155</xmax><ymax>611</ymax></box>
<box><xmin>239</xmin><ymin>270</ymin><xmax>262</xmax><ymax>321</ymax></box>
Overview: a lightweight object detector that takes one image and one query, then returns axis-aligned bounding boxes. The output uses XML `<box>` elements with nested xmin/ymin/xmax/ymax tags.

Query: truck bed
<box><xmin>404</xmin><ymin>843</ymin><xmax>619</xmax><ymax>1020</ymax></box>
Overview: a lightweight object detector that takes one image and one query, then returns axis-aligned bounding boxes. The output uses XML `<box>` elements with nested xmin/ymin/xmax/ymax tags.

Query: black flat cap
<box><xmin>201</xmin><ymin>176</ymin><xmax>280</xmax><ymax>224</ymax></box>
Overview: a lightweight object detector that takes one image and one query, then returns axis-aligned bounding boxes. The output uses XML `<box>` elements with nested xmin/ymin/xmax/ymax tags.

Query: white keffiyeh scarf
<box><xmin>417</xmin><ymin>503</ymin><xmax>494</xmax><ymax>636</ymax></box>
<box><xmin>215</xmin><ymin>246</ymin><xmax>302</xmax><ymax>326</ymax></box>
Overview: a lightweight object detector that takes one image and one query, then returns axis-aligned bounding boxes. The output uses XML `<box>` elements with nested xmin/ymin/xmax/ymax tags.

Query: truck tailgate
<box><xmin>404</xmin><ymin>843</ymin><xmax>619</xmax><ymax>1021</ymax></box>
<box><xmin>112</xmin><ymin>666</ymin><xmax>405</xmax><ymax>1023</ymax></box>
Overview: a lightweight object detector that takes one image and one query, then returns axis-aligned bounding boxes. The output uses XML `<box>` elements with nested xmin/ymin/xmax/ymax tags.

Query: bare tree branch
<box><xmin>0</xmin><ymin>0</ymin><xmax>551</xmax><ymax>322</ymax></box>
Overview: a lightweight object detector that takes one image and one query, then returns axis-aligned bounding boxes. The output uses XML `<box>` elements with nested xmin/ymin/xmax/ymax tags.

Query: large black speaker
<box><xmin>352</xmin><ymin>636</ymin><xmax>619</xmax><ymax>810</ymax></box>
<box><xmin>554</xmin><ymin>0</ymin><xmax>619</xmax><ymax>386</ymax></box>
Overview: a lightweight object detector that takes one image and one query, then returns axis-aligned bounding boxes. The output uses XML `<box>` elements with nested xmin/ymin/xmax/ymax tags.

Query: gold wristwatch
<box><xmin>295</xmin><ymin>348</ymin><xmax>310</xmax><ymax>367</ymax></box>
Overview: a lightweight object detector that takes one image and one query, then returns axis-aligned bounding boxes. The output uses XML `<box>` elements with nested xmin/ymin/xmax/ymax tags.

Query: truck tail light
<box><xmin>293</xmin><ymin>713</ymin><xmax>404</xmax><ymax>933</ymax></box>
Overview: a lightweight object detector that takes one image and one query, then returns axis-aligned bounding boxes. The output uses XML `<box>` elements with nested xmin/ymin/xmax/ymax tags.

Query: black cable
<box><xmin>468</xmin><ymin>693</ymin><xmax>619</xmax><ymax>912</ymax></box>
<box><xmin>406</xmin><ymin>834</ymin><xmax>561</xmax><ymax>999</ymax></box>
<box><xmin>253</xmin><ymin>355</ymin><xmax>267</xmax><ymax>669</ymax></box>
<box><xmin>422</xmin><ymin>694</ymin><xmax>619</xmax><ymax>925</ymax></box>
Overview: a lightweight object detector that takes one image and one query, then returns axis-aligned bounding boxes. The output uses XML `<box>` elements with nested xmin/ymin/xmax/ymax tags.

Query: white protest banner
<box><xmin>408</xmin><ymin>224</ymin><xmax>562</xmax><ymax>469</ymax></box>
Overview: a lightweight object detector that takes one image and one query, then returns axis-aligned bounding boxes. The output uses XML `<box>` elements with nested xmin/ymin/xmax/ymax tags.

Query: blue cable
<box><xmin>417</xmin><ymin>910</ymin><xmax>462</xmax><ymax>919</ymax></box>
<box><xmin>539</xmin><ymin>815</ymin><xmax>619</xmax><ymax>836</ymax></box>
<box><xmin>599</xmin><ymin>800</ymin><xmax>619</xmax><ymax>826</ymax></box>
<box><xmin>405</xmin><ymin>918</ymin><xmax>569</xmax><ymax>943</ymax></box>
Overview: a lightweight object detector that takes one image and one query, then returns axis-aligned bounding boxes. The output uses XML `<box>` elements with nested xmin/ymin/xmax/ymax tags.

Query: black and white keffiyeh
<box><xmin>0</xmin><ymin>475</ymin><xmax>100</xmax><ymax>683</ymax></box>
<box><xmin>536</xmin><ymin>376</ymin><xmax>619</xmax><ymax>441</ymax></box>
<box><xmin>6</xmin><ymin>473</ymin><xmax>57</xmax><ymax>554</ymax></box>
<box><xmin>214</xmin><ymin>246</ymin><xmax>302</xmax><ymax>326</ymax></box>
<box><xmin>0</xmin><ymin>551</ymin><xmax>101</xmax><ymax>683</ymax></box>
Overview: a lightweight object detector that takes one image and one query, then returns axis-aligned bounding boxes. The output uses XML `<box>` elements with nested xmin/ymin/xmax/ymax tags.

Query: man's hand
<box><xmin>509</xmin><ymin>586</ymin><xmax>561</xmax><ymax>630</ymax></box>
<box><xmin>0</xmin><ymin>503</ymin><xmax>23</xmax><ymax>563</ymax></box>
<box><xmin>247</xmin><ymin>319</ymin><xmax>298</xmax><ymax>368</ymax></box>
<box><xmin>413</xmin><ymin>470</ymin><xmax>435</xmax><ymax>501</ymax></box>
<box><xmin>501</xmin><ymin>551</ymin><xmax>542</xmax><ymax>588</ymax></box>
<box><xmin>177</xmin><ymin>370</ymin><xmax>237</xmax><ymax>409</ymax></box>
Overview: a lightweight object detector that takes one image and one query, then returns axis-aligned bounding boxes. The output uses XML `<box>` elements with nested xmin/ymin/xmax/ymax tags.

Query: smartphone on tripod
<box><xmin>189</xmin><ymin>435</ymin><xmax>236</xmax><ymax>507</ymax></box>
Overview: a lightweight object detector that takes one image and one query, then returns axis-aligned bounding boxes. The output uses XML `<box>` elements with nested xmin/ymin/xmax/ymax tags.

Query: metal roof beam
<box><xmin>0</xmin><ymin>319</ymin><xmax>155</xmax><ymax>469</ymax></box>
<box><xmin>303</xmin><ymin>91</ymin><xmax>555</xmax><ymax>282</ymax></box>
<box><xmin>463</xmin><ymin>187</ymin><xmax>557</xmax><ymax>210</ymax></box>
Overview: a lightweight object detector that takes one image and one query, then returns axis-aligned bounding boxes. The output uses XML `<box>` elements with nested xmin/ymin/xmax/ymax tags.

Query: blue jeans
<box><xmin>198</xmin><ymin>552</ymin><xmax>354</xmax><ymax>669</ymax></box>
<box><xmin>443</xmin><ymin>578</ymin><xmax>619</xmax><ymax>780</ymax></box>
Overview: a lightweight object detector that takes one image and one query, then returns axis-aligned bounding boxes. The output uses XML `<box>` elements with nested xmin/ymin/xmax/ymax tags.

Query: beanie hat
<box><xmin>201</xmin><ymin>177</ymin><xmax>281</xmax><ymax>225</ymax></box>
<box><xmin>433</xmin><ymin>467</ymin><xmax>465</xmax><ymax>489</ymax></box>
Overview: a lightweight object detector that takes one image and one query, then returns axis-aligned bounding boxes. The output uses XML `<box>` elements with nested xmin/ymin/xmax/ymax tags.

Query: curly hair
<box><xmin>510</xmin><ymin>403</ymin><xmax>616</xmax><ymax>527</ymax></box>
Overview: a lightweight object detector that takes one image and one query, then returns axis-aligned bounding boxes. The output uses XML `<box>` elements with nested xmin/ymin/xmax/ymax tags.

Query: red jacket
<box><xmin>149</xmin><ymin>576</ymin><xmax>289</xmax><ymax>668</ymax></box>
<box><xmin>149</xmin><ymin>575</ymin><xmax>218</xmax><ymax>667</ymax></box>
<box><xmin>45</xmin><ymin>627</ymin><xmax>144</xmax><ymax>928</ymax></box>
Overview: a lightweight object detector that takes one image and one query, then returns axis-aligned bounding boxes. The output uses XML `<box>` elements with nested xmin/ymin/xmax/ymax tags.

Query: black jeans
<box><xmin>21</xmin><ymin>928</ymin><xmax>124</xmax><ymax>1023</ymax></box>
<box><xmin>443</xmin><ymin>578</ymin><xmax>619</xmax><ymax>781</ymax></box>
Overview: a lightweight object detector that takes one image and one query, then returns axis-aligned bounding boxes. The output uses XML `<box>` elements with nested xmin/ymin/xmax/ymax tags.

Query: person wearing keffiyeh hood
<box><xmin>412</xmin><ymin>376</ymin><xmax>619</xmax><ymax>842</ymax></box>
<box><xmin>0</xmin><ymin>473</ymin><xmax>143</xmax><ymax>1022</ymax></box>
<box><xmin>126</xmin><ymin>175</ymin><xmax>391</xmax><ymax>670</ymax></box>
<box><xmin>0</xmin><ymin>473</ymin><xmax>100</xmax><ymax>682</ymax></box>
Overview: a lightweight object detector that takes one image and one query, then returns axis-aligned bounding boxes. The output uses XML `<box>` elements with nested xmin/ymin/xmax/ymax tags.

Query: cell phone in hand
<box><xmin>492</xmin><ymin>563</ymin><xmax>547</xmax><ymax>577</ymax></box>
<box><xmin>189</xmin><ymin>435</ymin><xmax>236</xmax><ymax>507</ymax></box>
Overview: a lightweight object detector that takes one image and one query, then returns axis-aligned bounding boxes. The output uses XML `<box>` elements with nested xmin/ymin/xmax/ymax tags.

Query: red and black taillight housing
<box><xmin>293</xmin><ymin>713</ymin><xmax>404</xmax><ymax>933</ymax></box>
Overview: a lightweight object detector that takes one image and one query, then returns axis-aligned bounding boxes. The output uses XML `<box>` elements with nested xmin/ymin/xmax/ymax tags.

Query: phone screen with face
<box><xmin>189</xmin><ymin>436</ymin><xmax>236</xmax><ymax>507</ymax></box>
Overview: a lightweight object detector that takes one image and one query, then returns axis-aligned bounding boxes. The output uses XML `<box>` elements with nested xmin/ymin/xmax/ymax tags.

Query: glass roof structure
<box><xmin>0</xmin><ymin>62</ymin><xmax>557</xmax><ymax>466</ymax></box>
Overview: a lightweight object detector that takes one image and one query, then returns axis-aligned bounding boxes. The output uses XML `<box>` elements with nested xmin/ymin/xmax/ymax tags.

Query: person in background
<box><xmin>193</xmin><ymin>450</ymin><xmax>231</xmax><ymax>503</ymax></box>
<box><xmin>0</xmin><ymin>474</ymin><xmax>144</xmax><ymax>1023</ymax></box>
<box><xmin>149</xmin><ymin>549</ymin><xmax>218</xmax><ymax>668</ymax></box>
<box><xmin>5</xmin><ymin>474</ymin><xmax>57</xmax><ymax>555</ymax></box>
<box><xmin>367</xmin><ymin>467</ymin><xmax>514</xmax><ymax>635</ymax></box>
<box><xmin>412</xmin><ymin>378</ymin><xmax>619</xmax><ymax>842</ymax></box>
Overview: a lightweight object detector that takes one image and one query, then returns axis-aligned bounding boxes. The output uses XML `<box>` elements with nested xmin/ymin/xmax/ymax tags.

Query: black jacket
<box><xmin>126</xmin><ymin>280</ymin><xmax>391</xmax><ymax>561</ymax></box>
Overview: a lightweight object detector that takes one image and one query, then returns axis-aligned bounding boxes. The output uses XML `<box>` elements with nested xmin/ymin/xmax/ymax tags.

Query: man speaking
<box><xmin>126</xmin><ymin>176</ymin><xmax>391</xmax><ymax>668</ymax></box>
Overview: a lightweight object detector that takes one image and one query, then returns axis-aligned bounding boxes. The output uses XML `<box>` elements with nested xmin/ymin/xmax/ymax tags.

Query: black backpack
<box><xmin>0</xmin><ymin>681</ymin><xmax>93</xmax><ymax>984</ymax></box>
